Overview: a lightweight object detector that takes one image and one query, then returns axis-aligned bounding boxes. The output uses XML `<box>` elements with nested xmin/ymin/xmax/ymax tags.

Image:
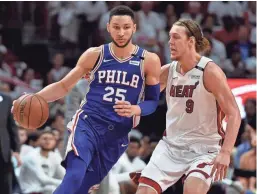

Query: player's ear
<box><xmin>133</xmin><ymin>23</ymin><xmax>137</xmax><ymax>33</ymax></box>
<box><xmin>189</xmin><ymin>36</ymin><xmax>195</xmax><ymax>47</ymax></box>
<box><xmin>107</xmin><ymin>23</ymin><xmax>110</xmax><ymax>33</ymax></box>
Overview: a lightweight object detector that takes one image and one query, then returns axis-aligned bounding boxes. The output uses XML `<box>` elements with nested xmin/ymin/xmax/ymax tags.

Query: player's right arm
<box><xmin>160</xmin><ymin>64</ymin><xmax>170</xmax><ymax>92</ymax></box>
<box><xmin>36</xmin><ymin>47</ymin><xmax>101</xmax><ymax>102</ymax></box>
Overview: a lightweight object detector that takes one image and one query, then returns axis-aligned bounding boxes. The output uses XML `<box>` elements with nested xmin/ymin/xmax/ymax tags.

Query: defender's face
<box><xmin>108</xmin><ymin>16</ymin><xmax>136</xmax><ymax>48</ymax></box>
<box><xmin>169</xmin><ymin>25</ymin><xmax>192</xmax><ymax>60</ymax></box>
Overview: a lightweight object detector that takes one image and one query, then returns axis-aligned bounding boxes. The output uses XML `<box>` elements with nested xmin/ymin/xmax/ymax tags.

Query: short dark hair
<box><xmin>109</xmin><ymin>5</ymin><xmax>135</xmax><ymax>22</ymax></box>
<box><xmin>129</xmin><ymin>137</ymin><xmax>141</xmax><ymax>146</ymax></box>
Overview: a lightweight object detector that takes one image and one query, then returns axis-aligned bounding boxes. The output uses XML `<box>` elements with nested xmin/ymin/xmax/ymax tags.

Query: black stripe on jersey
<box><xmin>92</xmin><ymin>54</ymin><xmax>100</xmax><ymax>71</ymax></box>
<box><xmin>195</xmin><ymin>65</ymin><xmax>204</xmax><ymax>71</ymax></box>
<box><xmin>131</xmin><ymin>53</ymin><xmax>145</xmax><ymax>60</ymax></box>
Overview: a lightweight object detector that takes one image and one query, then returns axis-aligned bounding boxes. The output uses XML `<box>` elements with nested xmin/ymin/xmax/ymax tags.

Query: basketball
<box><xmin>13</xmin><ymin>94</ymin><xmax>49</xmax><ymax>130</ymax></box>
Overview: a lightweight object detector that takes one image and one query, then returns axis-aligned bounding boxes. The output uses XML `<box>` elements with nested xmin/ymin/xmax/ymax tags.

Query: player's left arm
<box><xmin>204</xmin><ymin>62</ymin><xmax>241</xmax><ymax>181</ymax></box>
<box><xmin>114</xmin><ymin>52</ymin><xmax>161</xmax><ymax>117</ymax></box>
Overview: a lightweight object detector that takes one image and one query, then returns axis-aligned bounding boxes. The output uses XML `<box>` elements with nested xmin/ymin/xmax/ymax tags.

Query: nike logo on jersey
<box><xmin>207</xmin><ymin>150</ymin><xmax>216</xmax><ymax>154</ymax></box>
<box><xmin>121</xmin><ymin>143</ymin><xmax>129</xmax><ymax>147</ymax></box>
<box><xmin>103</xmin><ymin>58</ymin><xmax>113</xmax><ymax>63</ymax></box>
<box><xmin>129</xmin><ymin>60</ymin><xmax>140</xmax><ymax>66</ymax></box>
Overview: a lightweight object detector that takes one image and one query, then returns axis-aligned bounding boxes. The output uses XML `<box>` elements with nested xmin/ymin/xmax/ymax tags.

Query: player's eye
<box><xmin>113</xmin><ymin>26</ymin><xmax>119</xmax><ymax>30</ymax></box>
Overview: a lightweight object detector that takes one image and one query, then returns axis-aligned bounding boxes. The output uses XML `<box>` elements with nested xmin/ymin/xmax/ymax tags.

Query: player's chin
<box><xmin>170</xmin><ymin>54</ymin><xmax>179</xmax><ymax>60</ymax></box>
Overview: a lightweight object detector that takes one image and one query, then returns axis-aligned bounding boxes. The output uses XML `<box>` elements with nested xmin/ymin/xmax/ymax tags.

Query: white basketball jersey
<box><xmin>165</xmin><ymin>56</ymin><xmax>225</xmax><ymax>148</ymax></box>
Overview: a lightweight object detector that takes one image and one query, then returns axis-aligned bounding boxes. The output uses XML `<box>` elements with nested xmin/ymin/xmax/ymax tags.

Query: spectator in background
<box><xmin>214</xmin><ymin>15</ymin><xmax>238</xmax><ymax>46</ymax></box>
<box><xmin>25</xmin><ymin>131</ymin><xmax>41</xmax><ymax>148</ymax></box>
<box><xmin>244</xmin><ymin>1</ymin><xmax>256</xmax><ymax>27</ymax></box>
<box><xmin>0</xmin><ymin>91</ymin><xmax>21</xmax><ymax>194</ymax></box>
<box><xmin>47</xmin><ymin>53</ymin><xmax>70</xmax><ymax>85</ymax></box>
<box><xmin>137</xmin><ymin>2</ymin><xmax>164</xmax><ymax>44</ymax></box>
<box><xmin>0</xmin><ymin>45</ymin><xmax>12</xmax><ymax>77</ymax></box>
<box><xmin>58</xmin><ymin>2</ymin><xmax>79</xmax><ymax>47</ymax></box>
<box><xmin>17</xmin><ymin>127</ymin><xmax>33</xmax><ymax>162</ymax></box>
<box><xmin>49</xmin><ymin>111</ymin><xmax>65</xmax><ymax>138</ymax></box>
<box><xmin>201</xmin><ymin>14</ymin><xmax>218</xmax><ymax>31</ymax></box>
<box><xmin>204</xmin><ymin>39</ymin><xmax>221</xmax><ymax>65</ymax></box>
<box><xmin>227</xmin><ymin>25</ymin><xmax>253</xmax><ymax>60</ymax></box>
<box><xmin>250</xmin><ymin>27</ymin><xmax>256</xmax><ymax>44</ymax></box>
<box><xmin>223</xmin><ymin>48</ymin><xmax>246</xmax><ymax>78</ymax></box>
<box><xmin>180</xmin><ymin>2</ymin><xmax>202</xmax><ymax>24</ymax></box>
<box><xmin>10</xmin><ymin>68</ymin><xmax>37</xmax><ymax>99</ymax></box>
<box><xmin>19</xmin><ymin>130</ymin><xmax>65</xmax><ymax>194</ymax></box>
<box><xmin>133</xmin><ymin>13</ymin><xmax>158</xmax><ymax>52</ymax></box>
<box><xmin>239</xmin><ymin>126</ymin><xmax>256</xmax><ymax>194</ymax></box>
<box><xmin>76</xmin><ymin>1</ymin><xmax>108</xmax><ymax>49</ymax></box>
<box><xmin>208</xmin><ymin>2</ymin><xmax>244</xmax><ymax>25</ymax></box>
<box><xmin>245</xmin><ymin>44</ymin><xmax>256</xmax><ymax>78</ymax></box>
<box><xmin>234</xmin><ymin>124</ymin><xmax>253</xmax><ymax>169</ymax></box>
<box><xmin>244</xmin><ymin>99</ymin><xmax>256</xmax><ymax>129</ymax></box>
<box><xmin>203</xmin><ymin>28</ymin><xmax>227</xmax><ymax>63</ymax></box>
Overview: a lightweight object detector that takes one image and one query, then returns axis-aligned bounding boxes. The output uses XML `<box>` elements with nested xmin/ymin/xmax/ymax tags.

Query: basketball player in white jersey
<box><xmin>134</xmin><ymin>19</ymin><xmax>241</xmax><ymax>194</ymax></box>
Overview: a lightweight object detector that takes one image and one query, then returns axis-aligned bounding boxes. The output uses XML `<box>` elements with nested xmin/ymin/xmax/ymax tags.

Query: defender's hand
<box><xmin>113</xmin><ymin>101</ymin><xmax>140</xmax><ymax>117</ymax></box>
<box><xmin>210</xmin><ymin>151</ymin><xmax>230</xmax><ymax>181</ymax></box>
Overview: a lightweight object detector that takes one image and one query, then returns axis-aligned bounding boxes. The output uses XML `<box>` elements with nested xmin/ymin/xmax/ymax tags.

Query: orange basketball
<box><xmin>14</xmin><ymin>94</ymin><xmax>49</xmax><ymax>130</ymax></box>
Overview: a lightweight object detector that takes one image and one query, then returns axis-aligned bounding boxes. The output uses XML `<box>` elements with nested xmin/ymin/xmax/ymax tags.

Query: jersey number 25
<box><xmin>103</xmin><ymin>86</ymin><xmax>127</xmax><ymax>102</ymax></box>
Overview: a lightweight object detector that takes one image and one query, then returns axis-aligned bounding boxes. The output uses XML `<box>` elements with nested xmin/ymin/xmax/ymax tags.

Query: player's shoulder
<box><xmin>144</xmin><ymin>51</ymin><xmax>160</xmax><ymax>61</ymax></box>
<box><xmin>77</xmin><ymin>46</ymin><xmax>102</xmax><ymax>67</ymax></box>
<box><xmin>83</xmin><ymin>46</ymin><xmax>102</xmax><ymax>58</ymax></box>
<box><xmin>143</xmin><ymin>51</ymin><xmax>161</xmax><ymax>69</ymax></box>
<box><xmin>204</xmin><ymin>60</ymin><xmax>225</xmax><ymax>78</ymax></box>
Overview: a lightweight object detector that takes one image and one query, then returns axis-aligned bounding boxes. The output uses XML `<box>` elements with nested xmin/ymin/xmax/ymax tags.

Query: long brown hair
<box><xmin>174</xmin><ymin>19</ymin><xmax>210</xmax><ymax>53</ymax></box>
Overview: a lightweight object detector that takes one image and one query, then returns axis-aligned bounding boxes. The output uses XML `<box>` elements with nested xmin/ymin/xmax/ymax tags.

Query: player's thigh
<box><xmin>184</xmin><ymin>154</ymin><xmax>216</xmax><ymax>194</ymax></box>
<box><xmin>183</xmin><ymin>176</ymin><xmax>209</xmax><ymax>194</ymax></box>
<box><xmin>139</xmin><ymin>139</ymin><xmax>187</xmax><ymax>193</ymax></box>
<box><xmin>136</xmin><ymin>185</ymin><xmax>158</xmax><ymax>194</ymax></box>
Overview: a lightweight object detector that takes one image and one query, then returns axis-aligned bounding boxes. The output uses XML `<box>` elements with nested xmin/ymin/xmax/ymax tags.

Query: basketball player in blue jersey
<box><xmin>12</xmin><ymin>5</ymin><xmax>161</xmax><ymax>194</ymax></box>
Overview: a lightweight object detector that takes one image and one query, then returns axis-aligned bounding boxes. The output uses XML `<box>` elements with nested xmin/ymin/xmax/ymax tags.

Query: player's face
<box><xmin>40</xmin><ymin>133</ymin><xmax>56</xmax><ymax>151</ymax></box>
<box><xmin>107</xmin><ymin>16</ymin><xmax>136</xmax><ymax>48</ymax></box>
<box><xmin>169</xmin><ymin>25</ymin><xmax>193</xmax><ymax>60</ymax></box>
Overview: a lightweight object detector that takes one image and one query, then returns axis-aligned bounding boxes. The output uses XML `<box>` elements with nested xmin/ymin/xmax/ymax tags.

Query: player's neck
<box><xmin>111</xmin><ymin>42</ymin><xmax>136</xmax><ymax>59</ymax></box>
<box><xmin>178</xmin><ymin>52</ymin><xmax>201</xmax><ymax>75</ymax></box>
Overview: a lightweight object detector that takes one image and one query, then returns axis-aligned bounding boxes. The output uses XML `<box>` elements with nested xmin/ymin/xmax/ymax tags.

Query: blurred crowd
<box><xmin>0</xmin><ymin>1</ymin><xmax>256</xmax><ymax>194</ymax></box>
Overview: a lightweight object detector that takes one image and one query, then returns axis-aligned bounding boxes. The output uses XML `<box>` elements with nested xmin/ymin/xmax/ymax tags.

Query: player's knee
<box><xmin>136</xmin><ymin>185</ymin><xmax>158</xmax><ymax>194</ymax></box>
<box><xmin>184</xmin><ymin>177</ymin><xmax>209</xmax><ymax>194</ymax></box>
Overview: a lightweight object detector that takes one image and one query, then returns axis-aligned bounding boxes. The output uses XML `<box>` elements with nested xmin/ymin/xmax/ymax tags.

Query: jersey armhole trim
<box><xmin>140</xmin><ymin>50</ymin><xmax>146</xmax><ymax>80</ymax></box>
<box><xmin>92</xmin><ymin>45</ymin><xmax>104</xmax><ymax>73</ymax></box>
<box><xmin>202</xmin><ymin>61</ymin><xmax>214</xmax><ymax>94</ymax></box>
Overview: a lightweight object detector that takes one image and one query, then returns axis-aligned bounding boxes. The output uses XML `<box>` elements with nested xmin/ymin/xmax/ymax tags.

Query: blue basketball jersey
<box><xmin>80</xmin><ymin>43</ymin><xmax>145</xmax><ymax>132</ymax></box>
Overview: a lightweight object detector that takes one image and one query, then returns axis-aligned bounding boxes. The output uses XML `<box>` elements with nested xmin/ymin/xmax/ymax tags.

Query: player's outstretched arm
<box><xmin>204</xmin><ymin>62</ymin><xmax>241</xmax><ymax>181</ymax></box>
<box><xmin>160</xmin><ymin>64</ymin><xmax>170</xmax><ymax>92</ymax></box>
<box><xmin>37</xmin><ymin>47</ymin><xmax>101</xmax><ymax>102</ymax></box>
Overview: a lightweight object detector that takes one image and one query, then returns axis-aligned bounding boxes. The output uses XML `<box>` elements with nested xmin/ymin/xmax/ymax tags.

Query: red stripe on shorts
<box><xmin>139</xmin><ymin>176</ymin><xmax>162</xmax><ymax>194</ymax></box>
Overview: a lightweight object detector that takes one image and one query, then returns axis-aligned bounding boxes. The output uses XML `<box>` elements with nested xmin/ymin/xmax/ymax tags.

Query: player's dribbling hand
<box><xmin>11</xmin><ymin>92</ymin><xmax>27</xmax><ymax>119</ymax></box>
<box><xmin>210</xmin><ymin>151</ymin><xmax>230</xmax><ymax>181</ymax></box>
<box><xmin>113</xmin><ymin>101</ymin><xmax>140</xmax><ymax>117</ymax></box>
